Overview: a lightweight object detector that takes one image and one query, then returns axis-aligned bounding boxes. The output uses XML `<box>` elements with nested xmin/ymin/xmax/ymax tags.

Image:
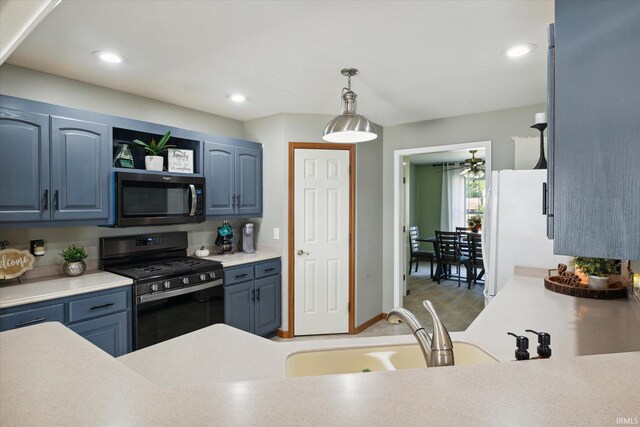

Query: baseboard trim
<box><xmin>354</xmin><ymin>313</ymin><xmax>387</xmax><ymax>334</ymax></box>
<box><xmin>276</xmin><ymin>329</ymin><xmax>290</xmax><ymax>338</ymax></box>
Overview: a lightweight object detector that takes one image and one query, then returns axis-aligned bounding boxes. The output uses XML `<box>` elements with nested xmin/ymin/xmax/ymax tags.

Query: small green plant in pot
<box><xmin>467</xmin><ymin>215</ymin><xmax>482</xmax><ymax>232</ymax></box>
<box><xmin>571</xmin><ymin>257</ymin><xmax>618</xmax><ymax>290</ymax></box>
<box><xmin>132</xmin><ymin>131</ymin><xmax>175</xmax><ymax>171</ymax></box>
<box><xmin>61</xmin><ymin>244</ymin><xmax>89</xmax><ymax>277</ymax></box>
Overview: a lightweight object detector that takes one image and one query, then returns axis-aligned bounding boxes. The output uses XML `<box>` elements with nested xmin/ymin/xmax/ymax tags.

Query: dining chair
<box><xmin>408</xmin><ymin>226</ymin><xmax>435</xmax><ymax>278</ymax></box>
<box><xmin>434</xmin><ymin>230</ymin><xmax>472</xmax><ymax>288</ymax></box>
<box><xmin>468</xmin><ymin>233</ymin><xmax>485</xmax><ymax>285</ymax></box>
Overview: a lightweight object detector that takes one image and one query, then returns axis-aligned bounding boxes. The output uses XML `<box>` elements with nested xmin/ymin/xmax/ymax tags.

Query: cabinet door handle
<box><xmin>265</xmin><ymin>267</ymin><xmax>276</xmax><ymax>272</ymax></box>
<box><xmin>542</xmin><ymin>182</ymin><xmax>548</xmax><ymax>215</ymax></box>
<box><xmin>53</xmin><ymin>190</ymin><xmax>59</xmax><ymax>210</ymax></box>
<box><xmin>235</xmin><ymin>273</ymin><xmax>248</xmax><ymax>279</ymax></box>
<box><xmin>255</xmin><ymin>288</ymin><xmax>260</xmax><ymax>301</ymax></box>
<box><xmin>236</xmin><ymin>194</ymin><xmax>240</xmax><ymax>206</ymax></box>
<box><xmin>43</xmin><ymin>190</ymin><xmax>48</xmax><ymax>211</ymax></box>
<box><xmin>251</xmin><ymin>289</ymin><xmax>255</xmax><ymax>301</ymax></box>
<box><xmin>15</xmin><ymin>317</ymin><xmax>47</xmax><ymax>328</ymax></box>
<box><xmin>90</xmin><ymin>302</ymin><xmax>114</xmax><ymax>311</ymax></box>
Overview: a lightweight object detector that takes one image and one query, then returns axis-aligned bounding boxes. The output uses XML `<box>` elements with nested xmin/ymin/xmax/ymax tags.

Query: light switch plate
<box><xmin>273</xmin><ymin>228</ymin><xmax>280</xmax><ymax>240</ymax></box>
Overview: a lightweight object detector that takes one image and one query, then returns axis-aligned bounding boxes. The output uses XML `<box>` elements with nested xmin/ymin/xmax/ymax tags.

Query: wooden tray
<box><xmin>544</xmin><ymin>276</ymin><xmax>628</xmax><ymax>299</ymax></box>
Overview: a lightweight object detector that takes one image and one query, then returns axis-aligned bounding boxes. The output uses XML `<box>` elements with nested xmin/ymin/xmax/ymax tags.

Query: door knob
<box><xmin>297</xmin><ymin>249</ymin><xmax>309</xmax><ymax>256</ymax></box>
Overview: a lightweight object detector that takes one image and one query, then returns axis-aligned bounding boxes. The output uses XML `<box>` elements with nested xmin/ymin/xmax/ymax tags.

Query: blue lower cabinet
<box><xmin>254</xmin><ymin>275</ymin><xmax>281</xmax><ymax>336</ymax></box>
<box><xmin>224</xmin><ymin>281</ymin><xmax>255</xmax><ymax>333</ymax></box>
<box><xmin>0</xmin><ymin>286</ymin><xmax>132</xmax><ymax>355</ymax></box>
<box><xmin>224</xmin><ymin>259</ymin><xmax>281</xmax><ymax>336</ymax></box>
<box><xmin>68</xmin><ymin>311</ymin><xmax>129</xmax><ymax>357</ymax></box>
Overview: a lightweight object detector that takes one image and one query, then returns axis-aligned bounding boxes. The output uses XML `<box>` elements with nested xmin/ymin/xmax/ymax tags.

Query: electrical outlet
<box><xmin>273</xmin><ymin>228</ymin><xmax>280</xmax><ymax>240</ymax></box>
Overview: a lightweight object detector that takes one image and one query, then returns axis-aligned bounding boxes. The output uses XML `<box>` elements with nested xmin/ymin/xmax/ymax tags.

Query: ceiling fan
<box><xmin>442</xmin><ymin>150</ymin><xmax>485</xmax><ymax>179</ymax></box>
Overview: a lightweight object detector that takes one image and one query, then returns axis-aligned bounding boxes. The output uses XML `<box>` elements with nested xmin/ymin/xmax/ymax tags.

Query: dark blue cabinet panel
<box><xmin>0</xmin><ymin>304</ymin><xmax>64</xmax><ymax>332</ymax></box>
<box><xmin>254</xmin><ymin>274</ymin><xmax>281</xmax><ymax>336</ymax></box>
<box><xmin>69</xmin><ymin>311</ymin><xmax>128</xmax><ymax>357</ymax></box>
<box><xmin>235</xmin><ymin>146</ymin><xmax>262</xmax><ymax>217</ymax></box>
<box><xmin>51</xmin><ymin>116</ymin><xmax>110</xmax><ymax>221</ymax></box>
<box><xmin>204</xmin><ymin>141</ymin><xmax>235</xmax><ymax>216</ymax></box>
<box><xmin>204</xmin><ymin>140</ymin><xmax>262</xmax><ymax>218</ymax></box>
<box><xmin>223</xmin><ymin>260</ymin><xmax>281</xmax><ymax>336</ymax></box>
<box><xmin>0</xmin><ymin>108</ymin><xmax>50</xmax><ymax>222</ymax></box>
<box><xmin>224</xmin><ymin>281</ymin><xmax>254</xmax><ymax>333</ymax></box>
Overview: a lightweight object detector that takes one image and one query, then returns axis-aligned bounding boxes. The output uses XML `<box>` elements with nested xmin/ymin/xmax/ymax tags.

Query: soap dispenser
<box><xmin>507</xmin><ymin>332</ymin><xmax>530</xmax><ymax>361</ymax></box>
<box><xmin>525</xmin><ymin>330</ymin><xmax>552</xmax><ymax>359</ymax></box>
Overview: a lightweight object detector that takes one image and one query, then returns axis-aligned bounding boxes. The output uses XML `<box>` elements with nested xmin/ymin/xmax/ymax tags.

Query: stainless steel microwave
<box><xmin>114</xmin><ymin>172</ymin><xmax>205</xmax><ymax>227</ymax></box>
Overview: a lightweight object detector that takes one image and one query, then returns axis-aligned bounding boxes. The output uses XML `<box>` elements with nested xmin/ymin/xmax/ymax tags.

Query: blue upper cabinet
<box><xmin>51</xmin><ymin>116</ymin><xmax>110</xmax><ymax>221</ymax></box>
<box><xmin>204</xmin><ymin>140</ymin><xmax>262</xmax><ymax>218</ymax></box>
<box><xmin>235</xmin><ymin>146</ymin><xmax>262</xmax><ymax>217</ymax></box>
<box><xmin>0</xmin><ymin>108</ymin><xmax>50</xmax><ymax>222</ymax></box>
<box><xmin>204</xmin><ymin>141</ymin><xmax>236</xmax><ymax>216</ymax></box>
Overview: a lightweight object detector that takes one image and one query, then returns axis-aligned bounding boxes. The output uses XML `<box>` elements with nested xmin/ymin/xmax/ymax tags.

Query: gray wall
<box><xmin>244</xmin><ymin>114</ymin><xmax>384</xmax><ymax>330</ymax></box>
<box><xmin>0</xmin><ymin>65</ymin><xmax>248</xmax><ymax>267</ymax></box>
<box><xmin>382</xmin><ymin>104</ymin><xmax>546</xmax><ymax>310</ymax></box>
<box><xmin>413</xmin><ymin>164</ymin><xmax>443</xmax><ymax>237</ymax></box>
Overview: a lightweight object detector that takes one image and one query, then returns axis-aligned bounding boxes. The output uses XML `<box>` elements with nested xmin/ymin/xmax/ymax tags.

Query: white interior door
<box><xmin>294</xmin><ymin>149</ymin><xmax>350</xmax><ymax>335</ymax></box>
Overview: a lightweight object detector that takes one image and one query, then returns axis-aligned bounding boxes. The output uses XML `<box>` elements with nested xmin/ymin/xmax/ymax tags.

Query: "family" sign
<box><xmin>0</xmin><ymin>249</ymin><xmax>35</xmax><ymax>280</ymax></box>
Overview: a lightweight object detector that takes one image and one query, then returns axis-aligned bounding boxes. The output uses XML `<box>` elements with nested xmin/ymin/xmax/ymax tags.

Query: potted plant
<box><xmin>132</xmin><ymin>131</ymin><xmax>175</xmax><ymax>171</ymax></box>
<box><xmin>570</xmin><ymin>257</ymin><xmax>619</xmax><ymax>290</ymax></box>
<box><xmin>61</xmin><ymin>244</ymin><xmax>88</xmax><ymax>277</ymax></box>
<box><xmin>467</xmin><ymin>215</ymin><xmax>482</xmax><ymax>233</ymax></box>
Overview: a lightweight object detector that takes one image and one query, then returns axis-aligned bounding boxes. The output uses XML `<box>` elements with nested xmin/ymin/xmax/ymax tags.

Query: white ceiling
<box><xmin>408</xmin><ymin>148</ymin><xmax>485</xmax><ymax>165</ymax></box>
<box><xmin>6</xmin><ymin>0</ymin><xmax>553</xmax><ymax>126</ymax></box>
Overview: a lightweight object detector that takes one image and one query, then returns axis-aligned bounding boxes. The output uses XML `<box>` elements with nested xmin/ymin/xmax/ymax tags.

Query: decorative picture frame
<box><xmin>167</xmin><ymin>148</ymin><xmax>194</xmax><ymax>174</ymax></box>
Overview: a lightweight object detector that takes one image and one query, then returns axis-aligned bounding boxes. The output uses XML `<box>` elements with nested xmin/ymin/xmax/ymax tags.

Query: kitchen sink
<box><xmin>286</xmin><ymin>341</ymin><xmax>499</xmax><ymax>378</ymax></box>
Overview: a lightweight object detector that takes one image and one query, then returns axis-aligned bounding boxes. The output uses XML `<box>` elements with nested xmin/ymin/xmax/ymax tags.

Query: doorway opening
<box><xmin>393</xmin><ymin>141</ymin><xmax>492</xmax><ymax>331</ymax></box>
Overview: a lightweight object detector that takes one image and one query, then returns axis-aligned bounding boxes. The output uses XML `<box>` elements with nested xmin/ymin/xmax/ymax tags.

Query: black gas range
<box><xmin>100</xmin><ymin>232</ymin><xmax>225</xmax><ymax>350</ymax></box>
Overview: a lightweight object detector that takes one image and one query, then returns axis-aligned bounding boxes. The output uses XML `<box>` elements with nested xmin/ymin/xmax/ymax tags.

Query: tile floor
<box><xmin>273</xmin><ymin>264</ymin><xmax>485</xmax><ymax>342</ymax></box>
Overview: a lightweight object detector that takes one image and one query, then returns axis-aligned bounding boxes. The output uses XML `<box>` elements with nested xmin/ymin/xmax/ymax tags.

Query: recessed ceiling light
<box><xmin>228</xmin><ymin>94</ymin><xmax>247</xmax><ymax>103</ymax></box>
<box><xmin>93</xmin><ymin>51</ymin><xmax>125</xmax><ymax>64</ymax></box>
<box><xmin>503</xmin><ymin>44</ymin><xmax>536</xmax><ymax>58</ymax></box>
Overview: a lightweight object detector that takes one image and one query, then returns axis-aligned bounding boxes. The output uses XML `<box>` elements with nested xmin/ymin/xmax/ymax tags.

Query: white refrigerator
<box><xmin>482</xmin><ymin>169</ymin><xmax>570</xmax><ymax>305</ymax></box>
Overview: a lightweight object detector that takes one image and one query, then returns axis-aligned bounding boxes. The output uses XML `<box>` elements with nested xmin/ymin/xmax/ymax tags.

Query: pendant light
<box><xmin>323</xmin><ymin>68</ymin><xmax>377</xmax><ymax>143</ymax></box>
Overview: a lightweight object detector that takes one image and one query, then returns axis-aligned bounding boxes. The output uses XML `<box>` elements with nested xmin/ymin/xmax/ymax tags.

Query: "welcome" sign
<box><xmin>0</xmin><ymin>249</ymin><xmax>35</xmax><ymax>280</ymax></box>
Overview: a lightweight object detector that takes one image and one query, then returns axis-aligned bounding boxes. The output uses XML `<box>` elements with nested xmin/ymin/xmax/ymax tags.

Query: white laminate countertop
<box><xmin>0</xmin><ymin>271</ymin><xmax>133</xmax><ymax>309</ymax></box>
<box><xmin>1</xmin><ymin>322</ymin><xmax>639</xmax><ymax>426</ymax></box>
<box><xmin>465</xmin><ymin>275</ymin><xmax>640</xmax><ymax>361</ymax></box>
<box><xmin>202</xmin><ymin>249</ymin><xmax>280</xmax><ymax>267</ymax></box>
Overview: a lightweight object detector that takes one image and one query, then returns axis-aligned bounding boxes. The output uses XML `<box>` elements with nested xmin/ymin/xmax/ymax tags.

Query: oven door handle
<box><xmin>189</xmin><ymin>184</ymin><xmax>197</xmax><ymax>216</ymax></box>
<box><xmin>137</xmin><ymin>279</ymin><xmax>223</xmax><ymax>304</ymax></box>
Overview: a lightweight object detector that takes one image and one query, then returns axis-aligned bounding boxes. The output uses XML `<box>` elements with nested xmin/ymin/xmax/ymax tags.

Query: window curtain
<box><xmin>440</xmin><ymin>165</ymin><xmax>466</xmax><ymax>231</ymax></box>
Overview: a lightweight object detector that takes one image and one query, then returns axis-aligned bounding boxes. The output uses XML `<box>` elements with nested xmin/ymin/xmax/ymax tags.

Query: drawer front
<box><xmin>255</xmin><ymin>259</ymin><xmax>281</xmax><ymax>278</ymax></box>
<box><xmin>68</xmin><ymin>290</ymin><xmax>128</xmax><ymax>323</ymax></box>
<box><xmin>224</xmin><ymin>265</ymin><xmax>255</xmax><ymax>286</ymax></box>
<box><xmin>0</xmin><ymin>304</ymin><xmax>65</xmax><ymax>332</ymax></box>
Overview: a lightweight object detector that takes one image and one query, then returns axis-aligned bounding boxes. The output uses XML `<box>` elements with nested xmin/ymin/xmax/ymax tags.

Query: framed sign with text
<box><xmin>167</xmin><ymin>148</ymin><xmax>194</xmax><ymax>174</ymax></box>
<box><xmin>0</xmin><ymin>249</ymin><xmax>35</xmax><ymax>280</ymax></box>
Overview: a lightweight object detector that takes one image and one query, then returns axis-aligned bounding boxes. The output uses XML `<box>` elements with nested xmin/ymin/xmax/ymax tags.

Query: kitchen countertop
<box><xmin>1</xmin><ymin>322</ymin><xmax>638</xmax><ymax>426</ymax></box>
<box><xmin>2</xmin><ymin>274</ymin><xmax>640</xmax><ymax>425</ymax></box>
<box><xmin>465</xmin><ymin>275</ymin><xmax>640</xmax><ymax>361</ymax></box>
<box><xmin>0</xmin><ymin>271</ymin><xmax>133</xmax><ymax>309</ymax></box>
<box><xmin>203</xmin><ymin>249</ymin><xmax>280</xmax><ymax>267</ymax></box>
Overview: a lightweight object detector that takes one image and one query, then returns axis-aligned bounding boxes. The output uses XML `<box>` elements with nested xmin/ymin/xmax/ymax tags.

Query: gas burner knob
<box><xmin>209</xmin><ymin>272</ymin><xmax>216</xmax><ymax>279</ymax></box>
<box><xmin>199</xmin><ymin>274</ymin><xmax>207</xmax><ymax>281</ymax></box>
<box><xmin>163</xmin><ymin>281</ymin><xmax>171</xmax><ymax>289</ymax></box>
<box><xmin>150</xmin><ymin>283</ymin><xmax>160</xmax><ymax>292</ymax></box>
<box><xmin>182</xmin><ymin>277</ymin><xmax>190</xmax><ymax>285</ymax></box>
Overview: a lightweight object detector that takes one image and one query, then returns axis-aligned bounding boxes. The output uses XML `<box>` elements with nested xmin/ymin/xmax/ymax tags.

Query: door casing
<box><xmin>287</xmin><ymin>142</ymin><xmax>356</xmax><ymax>337</ymax></box>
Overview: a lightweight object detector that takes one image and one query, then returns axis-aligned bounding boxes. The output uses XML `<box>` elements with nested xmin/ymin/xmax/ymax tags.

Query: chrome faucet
<box><xmin>386</xmin><ymin>300</ymin><xmax>454</xmax><ymax>367</ymax></box>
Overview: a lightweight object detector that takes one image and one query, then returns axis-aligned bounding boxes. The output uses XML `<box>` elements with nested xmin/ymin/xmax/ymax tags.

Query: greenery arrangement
<box><xmin>61</xmin><ymin>244</ymin><xmax>88</xmax><ymax>263</ymax></box>
<box><xmin>467</xmin><ymin>215</ymin><xmax>482</xmax><ymax>229</ymax></box>
<box><xmin>571</xmin><ymin>257</ymin><xmax>618</xmax><ymax>277</ymax></box>
<box><xmin>132</xmin><ymin>131</ymin><xmax>175</xmax><ymax>156</ymax></box>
